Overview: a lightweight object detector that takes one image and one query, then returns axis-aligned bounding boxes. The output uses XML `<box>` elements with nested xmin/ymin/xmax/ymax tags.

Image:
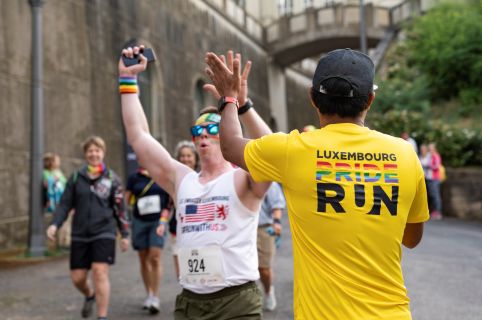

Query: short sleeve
<box><xmin>266</xmin><ymin>183</ymin><xmax>286</xmax><ymax>210</ymax></box>
<box><xmin>126</xmin><ymin>174</ymin><xmax>135</xmax><ymax>192</ymax></box>
<box><xmin>244</xmin><ymin>132</ymin><xmax>289</xmax><ymax>183</ymax></box>
<box><xmin>407</xmin><ymin>158</ymin><xmax>430</xmax><ymax>223</ymax></box>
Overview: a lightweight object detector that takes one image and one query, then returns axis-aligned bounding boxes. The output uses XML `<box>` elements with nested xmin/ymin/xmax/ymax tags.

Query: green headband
<box><xmin>195</xmin><ymin>113</ymin><xmax>221</xmax><ymax>125</ymax></box>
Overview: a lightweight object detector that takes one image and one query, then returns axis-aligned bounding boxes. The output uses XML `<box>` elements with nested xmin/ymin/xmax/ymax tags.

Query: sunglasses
<box><xmin>190</xmin><ymin>123</ymin><xmax>219</xmax><ymax>137</ymax></box>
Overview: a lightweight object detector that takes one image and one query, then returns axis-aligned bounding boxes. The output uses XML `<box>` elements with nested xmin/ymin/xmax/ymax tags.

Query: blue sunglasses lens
<box><xmin>191</xmin><ymin>126</ymin><xmax>203</xmax><ymax>136</ymax></box>
<box><xmin>191</xmin><ymin>124</ymin><xmax>219</xmax><ymax>137</ymax></box>
<box><xmin>207</xmin><ymin>124</ymin><xmax>219</xmax><ymax>135</ymax></box>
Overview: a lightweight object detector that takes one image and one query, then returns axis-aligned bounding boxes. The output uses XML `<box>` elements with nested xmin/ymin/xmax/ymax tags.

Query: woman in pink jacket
<box><xmin>428</xmin><ymin>143</ymin><xmax>443</xmax><ymax>220</ymax></box>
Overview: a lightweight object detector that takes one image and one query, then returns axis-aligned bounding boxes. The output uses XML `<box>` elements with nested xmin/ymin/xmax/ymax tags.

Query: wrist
<box><xmin>218</xmin><ymin>96</ymin><xmax>239</xmax><ymax>113</ymax></box>
<box><xmin>273</xmin><ymin>218</ymin><xmax>281</xmax><ymax>225</ymax></box>
<box><xmin>238</xmin><ymin>98</ymin><xmax>253</xmax><ymax>115</ymax></box>
<box><xmin>119</xmin><ymin>72</ymin><xmax>136</xmax><ymax>78</ymax></box>
<box><xmin>159</xmin><ymin>216</ymin><xmax>169</xmax><ymax>225</ymax></box>
<box><xmin>119</xmin><ymin>75</ymin><xmax>138</xmax><ymax>95</ymax></box>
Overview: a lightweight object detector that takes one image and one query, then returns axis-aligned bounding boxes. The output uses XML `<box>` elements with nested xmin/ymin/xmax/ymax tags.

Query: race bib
<box><xmin>137</xmin><ymin>195</ymin><xmax>161</xmax><ymax>215</ymax></box>
<box><xmin>178</xmin><ymin>245</ymin><xmax>224</xmax><ymax>286</ymax></box>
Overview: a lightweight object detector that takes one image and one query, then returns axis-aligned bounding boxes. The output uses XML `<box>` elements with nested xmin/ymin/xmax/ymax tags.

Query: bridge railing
<box><xmin>264</xmin><ymin>0</ymin><xmax>423</xmax><ymax>44</ymax></box>
<box><xmin>202</xmin><ymin>0</ymin><xmax>427</xmax><ymax>48</ymax></box>
<box><xmin>389</xmin><ymin>0</ymin><xmax>422</xmax><ymax>26</ymax></box>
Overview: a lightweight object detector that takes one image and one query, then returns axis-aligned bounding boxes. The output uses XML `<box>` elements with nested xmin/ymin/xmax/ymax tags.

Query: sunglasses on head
<box><xmin>190</xmin><ymin>123</ymin><xmax>219</xmax><ymax>137</ymax></box>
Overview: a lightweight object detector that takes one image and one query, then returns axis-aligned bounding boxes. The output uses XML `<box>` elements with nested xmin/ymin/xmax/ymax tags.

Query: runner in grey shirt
<box><xmin>257</xmin><ymin>182</ymin><xmax>286</xmax><ymax>311</ymax></box>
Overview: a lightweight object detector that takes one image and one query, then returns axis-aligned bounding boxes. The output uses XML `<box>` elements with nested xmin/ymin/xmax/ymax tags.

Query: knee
<box><xmin>91</xmin><ymin>265</ymin><xmax>109</xmax><ymax>282</ymax></box>
<box><xmin>71</xmin><ymin>275</ymin><xmax>85</xmax><ymax>287</ymax></box>
<box><xmin>149</xmin><ymin>253</ymin><xmax>161</xmax><ymax>267</ymax></box>
<box><xmin>259</xmin><ymin>267</ymin><xmax>271</xmax><ymax>278</ymax></box>
<box><xmin>139</xmin><ymin>257</ymin><xmax>149</xmax><ymax>269</ymax></box>
<box><xmin>71</xmin><ymin>271</ymin><xmax>87</xmax><ymax>287</ymax></box>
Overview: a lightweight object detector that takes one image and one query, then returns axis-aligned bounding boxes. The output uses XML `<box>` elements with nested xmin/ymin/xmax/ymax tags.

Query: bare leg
<box><xmin>171</xmin><ymin>235</ymin><xmax>180</xmax><ymax>279</ymax></box>
<box><xmin>138</xmin><ymin>250</ymin><xmax>152</xmax><ymax>295</ymax></box>
<box><xmin>259</xmin><ymin>267</ymin><xmax>272</xmax><ymax>294</ymax></box>
<box><xmin>71</xmin><ymin>269</ymin><xmax>94</xmax><ymax>297</ymax></box>
<box><xmin>91</xmin><ymin>262</ymin><xmax>110</xmax><ymax>318</ymax></box>
<box><xmin>173</xmin><ymin>254</ymin><xmax>180</xmax><ymax>279</ymax></box>
<box><xmin>146</xmin><ymin>247</ymin><xmax>163</xmax><ymax>296</ymax></box>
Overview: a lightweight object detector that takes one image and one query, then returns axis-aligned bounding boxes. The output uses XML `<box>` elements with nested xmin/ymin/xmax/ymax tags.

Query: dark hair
<box><xmin>199</xmin><ymin>106</ymin><xmax>219</xmax><ymax>116</ymax></box>
<box><xmin>310</xmin><ymin>78</ymin><xmax>370</xmax><ymax>118</ymax></box>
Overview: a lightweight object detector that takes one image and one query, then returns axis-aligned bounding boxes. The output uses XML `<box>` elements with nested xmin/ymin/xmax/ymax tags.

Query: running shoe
<box><xmin>81</xmin><ymin>294</ymin><xmax>95</xmax><ymax>318</ymax></box>
<box><xmin>149</xmin><ymin>296</ymin><xmax>160</xmax><ymax>314</ymax></box>
<box><xmin>264</xmin><ymin>286</ymin><xmax>277</xmax><ymax>311</ymax></box>
<box><xmin>142</xmin><ymin>295</ymin><xmax>151</xmax><ymax>310</ymax></box>
<box><xmin>430</xmin><ymin>211</ymin><xmax>443</xmax><ymax>220</ymax></box>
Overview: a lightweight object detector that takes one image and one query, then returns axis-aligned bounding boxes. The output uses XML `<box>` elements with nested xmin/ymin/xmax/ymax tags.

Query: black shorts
<box><xmin>70</xmin><ymin>239</ymin><xmax>116</xmax><ymax>270</ymax></box>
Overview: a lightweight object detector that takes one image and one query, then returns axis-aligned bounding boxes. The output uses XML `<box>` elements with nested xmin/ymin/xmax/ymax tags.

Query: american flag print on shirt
<box><xmin>184</xmin><ymin>203</ymin><xmax>216</xmax><ymax>223</ymax></box>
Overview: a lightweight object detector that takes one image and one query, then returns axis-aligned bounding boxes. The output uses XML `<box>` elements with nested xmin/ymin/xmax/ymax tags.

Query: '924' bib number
<box><xmin>178</xmin><ymin>245</ymin><xmax>224</xmax><ymax>286</ymax></box>
<box><xmin>188</xmin><ymin>258</ymin><xmax>205</xmax><ymax>273</ymax></box>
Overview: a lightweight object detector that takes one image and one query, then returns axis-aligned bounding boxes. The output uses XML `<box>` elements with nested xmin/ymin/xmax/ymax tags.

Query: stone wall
<box><xmin>0</xmin><ymin>0</ymin><xmax>271</xmax><ymax>250</ymax></box>
<box><xmin>0</xmin><ymin>0</ymin><xmax>479</xmax><ymax>251</ymax></box>
<box><xmin>285</xmin><ymin>70</ymin><xmax>318</xmax><ymax>131</ymax></box>
<box><xmin>442</xmin><ymin>168</ymin><xmax>482</xmax><ymax>220</ymax></box>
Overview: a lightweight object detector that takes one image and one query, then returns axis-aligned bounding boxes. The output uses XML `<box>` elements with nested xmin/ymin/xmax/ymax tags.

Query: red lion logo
<box><xmin>216</xmin><ymin>205</ymin><xmax>228</xmax><ymax>220</ymax></box>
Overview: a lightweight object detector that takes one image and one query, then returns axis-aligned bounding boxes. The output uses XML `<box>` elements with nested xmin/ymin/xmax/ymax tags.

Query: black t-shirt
<box><xmin>126</xmin><ymin>173</ymin><xmax>169</xmax><ymax>222</ymax></box>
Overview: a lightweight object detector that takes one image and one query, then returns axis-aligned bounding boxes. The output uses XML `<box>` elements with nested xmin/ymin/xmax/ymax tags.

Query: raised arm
<box><xmin>119</xmin><ymin>46</ymin><xmax>191</xmax><ymax>196</ymax></box>
<box><xmin>204</xmin><ymin>51</ymin><xmax>271</xmax><ymax>171</ymax></box>
<box><xmin>205</xmin><ymin>51</ymin><xmax>272</xmax><ymax>200</ymax></box>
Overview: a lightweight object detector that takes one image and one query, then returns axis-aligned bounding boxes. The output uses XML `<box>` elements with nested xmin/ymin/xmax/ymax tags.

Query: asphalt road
<box><xmin>1</xmin><ymin>218</ymin><xmax>481</xmax><ymax>319</ymax></box>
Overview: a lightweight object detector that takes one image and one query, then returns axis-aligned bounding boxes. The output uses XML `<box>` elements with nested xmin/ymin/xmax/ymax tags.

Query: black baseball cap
<box><xmin>312</xmin><ymin>48</ymin><xmax>376</xmax><ymax>98</ymax></box>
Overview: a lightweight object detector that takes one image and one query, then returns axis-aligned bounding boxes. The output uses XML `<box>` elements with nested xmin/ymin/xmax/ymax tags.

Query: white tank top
<box><xmin>176</xmin><ymin>169</ymin><xmax>260</xmax><ymax>294</ymax></box>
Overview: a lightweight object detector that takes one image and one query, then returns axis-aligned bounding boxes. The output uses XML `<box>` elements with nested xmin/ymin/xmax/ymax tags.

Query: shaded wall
<box><xmin>442</xmin><ymin>168</ymin><xmax>482</xmax><ymax>220</ymax></box>
<box><xmin>285</xmin><ymin>70</ymin><xmax>318</xmax><ymax>132</ymax></box>
<box><xmin>0</xmin><ymin>0</ymin><xmax>270</xmax><ymax>250</ymax></box>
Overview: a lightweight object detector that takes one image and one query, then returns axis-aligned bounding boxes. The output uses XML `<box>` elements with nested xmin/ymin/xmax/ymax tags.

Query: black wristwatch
<box><xmin>218</xmin><ymin>96</ymin><xmax>239</xmax><ymax>113</ymax></box>
<box><xmin>238</xmin><ymin>98</ymin><xmax>253</xmax><ymax>115</ymax></box>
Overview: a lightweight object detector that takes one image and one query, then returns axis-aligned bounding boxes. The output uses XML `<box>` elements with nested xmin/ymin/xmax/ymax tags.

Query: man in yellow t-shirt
<box><xmin>205</xmin><ymin>48</ymin><xmax>429</xmax><ymax>319</ymax></box>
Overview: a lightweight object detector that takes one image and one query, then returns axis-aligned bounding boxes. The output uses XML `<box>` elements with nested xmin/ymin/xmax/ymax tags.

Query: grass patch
<box><xmin>0</xmin><ymin>246</ymin><xmax>68</xmax><ymax>268</ymax></box>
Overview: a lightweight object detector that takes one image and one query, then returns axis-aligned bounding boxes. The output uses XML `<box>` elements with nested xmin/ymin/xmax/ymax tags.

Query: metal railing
<box><xmin>264</xmin><ymin>0</ymin><xmax>423</xmax><ymax>44</ymax></box>
<box><xmin>202</xmin><ymin>0</ymin><xmax>426</xmax><ymax>45</ymax></box>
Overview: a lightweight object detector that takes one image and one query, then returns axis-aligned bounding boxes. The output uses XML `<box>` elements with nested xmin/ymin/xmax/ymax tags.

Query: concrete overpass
<box><xmin>202</xmin><ymin>0</ymin><xmax>431</xmax><ymax>131</ymax></box>
<box><xmin>265</xmin><ymin>1</ymin><xmax>423</xmax><ymax>66</ymax></box>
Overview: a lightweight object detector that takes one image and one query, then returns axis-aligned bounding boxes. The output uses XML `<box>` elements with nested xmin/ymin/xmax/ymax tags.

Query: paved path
<box><xmin>1</xmin><ymin>218</ymin><xmax>481</xmax><ymax>319</ymax></box>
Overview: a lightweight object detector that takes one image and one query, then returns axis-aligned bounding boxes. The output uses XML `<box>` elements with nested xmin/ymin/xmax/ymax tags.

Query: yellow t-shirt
<box><xmin>245</xmin><ymin>123</ymin><xmax>429</xmax><ymax>320</ymax></box>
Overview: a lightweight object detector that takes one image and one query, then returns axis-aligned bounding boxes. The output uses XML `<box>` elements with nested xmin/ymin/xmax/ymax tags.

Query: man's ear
<box><xmin>308</xmin><ymin>86</ymin><xmax>323</xmax><ymax>121</ymax></box>
<box><xmin>308</xmin><ymin>86</ymin><xmax>317</xmax><ymax>110</ymax></box>
<box><xmin>365</xmin><ymin>92</ymin><xmax>376</xmax><ymax>111</ymax></box>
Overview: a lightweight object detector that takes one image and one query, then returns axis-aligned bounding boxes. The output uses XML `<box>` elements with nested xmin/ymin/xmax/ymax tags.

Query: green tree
<box><xmin>406</xmin><ymin>2</ymin><xmax>482</xmax><ymax>105</ymax></box>
<box><xmin>369</xmin><ymin>1</ymin><xmax>482</xmax><ymax>167</ymax></box>
<box><xmin>374</xmin><ymin>39</ymin><xmax>431</xmax><ymax>114</ymax></box>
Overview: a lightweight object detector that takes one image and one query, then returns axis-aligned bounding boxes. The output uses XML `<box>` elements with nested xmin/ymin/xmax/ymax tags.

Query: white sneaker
<box><xmin>142</xmin><ymin>295</ymin><xmax>151</xmax><ymax>310</ymax></box>
<box><xmin>264</xmin><ymin>286</ymin><xmax>277</xmax><ymax>311</ymax></box>
<box><xmin>149</xmin><ymin>296</ymin><xmax>160</xmax><ymax>314</ymax></box>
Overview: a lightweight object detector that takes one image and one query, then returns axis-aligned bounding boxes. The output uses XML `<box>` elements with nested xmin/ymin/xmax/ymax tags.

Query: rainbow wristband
<box><xmin>119</xmin><ymin>76</ymin><xmax>138</xmax><ymax>94</ymax></box>
<box><xmin>159</xmin><ymin>216</ymin><xmax>169</xmax><ymax>225</ymax></box>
